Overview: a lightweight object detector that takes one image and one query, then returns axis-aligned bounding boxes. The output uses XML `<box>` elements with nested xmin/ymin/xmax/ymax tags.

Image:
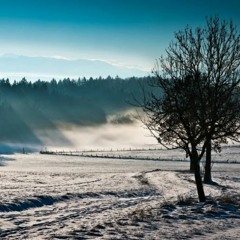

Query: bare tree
<box><xmin>200</xmin><ymin>18</ymin><xmax>240</xmax><ymax>183</ymax></box>
<box><xmin>143</xmin><ymin>73</ymin><xmax>208</xmax><ymax>202</ymax></box>
<box><xmin>141</xmin><ymin>17</ymin><xmax>240</xmax><ymax>202</ymax></box>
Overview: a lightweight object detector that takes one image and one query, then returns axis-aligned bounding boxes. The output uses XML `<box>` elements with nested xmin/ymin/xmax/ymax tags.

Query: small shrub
<box><xmin>176</xmin><ymin>195</ymin><xmax>196</xmax><ymax>206</ymax></box>
<box><xmin>217</xmin><ymin>193</ymin><xmax>240</xmax><ymax>207</ymax></box>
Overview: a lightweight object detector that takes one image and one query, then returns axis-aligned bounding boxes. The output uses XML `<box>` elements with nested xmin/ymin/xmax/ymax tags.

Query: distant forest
<box><xmin>0</xmin><ymin>76</ymin><xmax>155</xmax><ymax>145</ymax></box>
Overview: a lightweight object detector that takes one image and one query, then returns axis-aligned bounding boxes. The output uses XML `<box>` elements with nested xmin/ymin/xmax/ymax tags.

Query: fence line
<box><xmin>39</xmin><ymin>150</ymin><xmax>239</xmax><ymax>164</ymax></box>
<box><xmin>39</xmin><ymin>150</ymin><xmax>189</xmax><ymax>162</ymax></box>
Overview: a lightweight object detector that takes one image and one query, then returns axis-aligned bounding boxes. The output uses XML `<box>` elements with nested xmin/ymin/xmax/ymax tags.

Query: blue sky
<box><xmin>0</xmin><ymin>0</ymin><xmax>239</xmax><ymax>78</ymax></box>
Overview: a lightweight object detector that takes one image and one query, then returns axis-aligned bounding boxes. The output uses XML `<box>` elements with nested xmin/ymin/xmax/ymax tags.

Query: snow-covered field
<box><xmin>0</xmin><ymin>149</ymin><xmax>239</xmax><ymax>239</ymax></box>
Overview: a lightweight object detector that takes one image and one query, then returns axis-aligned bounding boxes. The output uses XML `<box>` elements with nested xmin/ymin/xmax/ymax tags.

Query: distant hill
<box><xmin>0</xmin><ymin>54</ymin><xmax>148</xmax><ymax>80</ymax></box>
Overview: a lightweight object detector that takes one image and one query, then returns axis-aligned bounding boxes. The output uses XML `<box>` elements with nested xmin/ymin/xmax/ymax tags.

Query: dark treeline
<box><xmin>0</xmin><ymin>76</ymin><xmax>154</xmax><ymax>145</ymax></box>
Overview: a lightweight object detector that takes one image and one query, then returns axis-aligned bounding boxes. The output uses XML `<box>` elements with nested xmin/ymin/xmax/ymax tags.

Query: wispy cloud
<box><xmin>0</xmin><ymin>54</ymin><xmax>148</xmax><ymax>81</ymax></box>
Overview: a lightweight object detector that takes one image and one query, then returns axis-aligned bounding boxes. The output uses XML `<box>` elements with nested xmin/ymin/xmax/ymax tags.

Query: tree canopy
<box><xmin>141</xmin><ymin>17</ymin><xmax>240</xmax><ymax>202</ymax></box>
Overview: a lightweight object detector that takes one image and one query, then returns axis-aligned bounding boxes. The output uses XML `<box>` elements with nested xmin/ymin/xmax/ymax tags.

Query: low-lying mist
<box><xmin>1</xmin><ymin>113</ymin><xmax>157</xmax><ymax>153</ymax></box>
<box><xmin>59</xmin><ymin>120</ymin><xmax>157</xmax><ymax>151</ymax></box>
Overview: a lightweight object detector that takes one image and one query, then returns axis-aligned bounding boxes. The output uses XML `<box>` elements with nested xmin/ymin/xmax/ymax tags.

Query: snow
<box><xmin>0</xmin><ymin>150</ymin><xmax>239</xmax><ymax>239</ymax></box>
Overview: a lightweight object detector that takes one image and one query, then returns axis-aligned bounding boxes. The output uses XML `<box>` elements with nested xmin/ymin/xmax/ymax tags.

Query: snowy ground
<box><xmin>0</xmin><ymin>150</ymin><xmax>239</xmax><ymax>239</ymax></box>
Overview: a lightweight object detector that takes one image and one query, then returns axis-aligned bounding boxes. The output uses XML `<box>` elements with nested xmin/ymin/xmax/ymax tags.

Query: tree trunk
<box><xmin>192</xmin><ymin>148</ymin><xmax>206</xmax><ymax>202</ymax></box>
<box><xmin>194</xmin><ymin>160</ymin><xmax>206</xmax><ymax>202</ymax></box>
<box><xmin>190</xmin><ymin>158</ymin><xmax>194</xmax><ymax>172</ymax></box>
<box><xmin>204</xmin><ymin>139</ymin><xmax>212</xmax><ymax>184</ymax></box>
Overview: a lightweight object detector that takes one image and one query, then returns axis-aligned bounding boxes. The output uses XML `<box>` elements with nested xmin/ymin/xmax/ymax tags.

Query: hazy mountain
<box><xmin>0</xmin><ymin>54</ymin><xmax>148</xmax><ymax>81</ymax></box>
